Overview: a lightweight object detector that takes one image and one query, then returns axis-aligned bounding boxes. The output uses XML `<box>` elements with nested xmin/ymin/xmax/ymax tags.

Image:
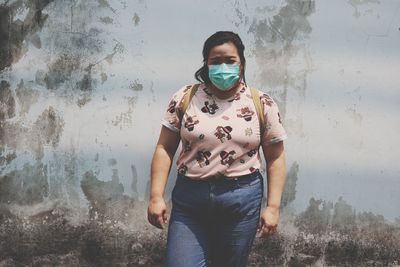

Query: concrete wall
<box><xmin>0</xmin><ymin>0</ymin><xmax>399</xmax><ymax>265</ymax></box>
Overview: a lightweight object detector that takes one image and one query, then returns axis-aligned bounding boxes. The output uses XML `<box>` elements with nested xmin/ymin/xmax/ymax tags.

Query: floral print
<box><xmin>236</xmin><ymin>106</ymin><xmax>255</xmax><ymax>121</ymax></box>
<box><xmin>214</xmin><ymin>126</ymin><xmax>233</xmax><ymax>143</ymax></box>
<box><xmin>161</xmin><ymin>83</ymin><xmax>287</xmax><ymax>179</ymax></box>
<box><xmin>201</xmin><ymin>101</ymin><xmax>219</xmax><ymax>114</ymax></box>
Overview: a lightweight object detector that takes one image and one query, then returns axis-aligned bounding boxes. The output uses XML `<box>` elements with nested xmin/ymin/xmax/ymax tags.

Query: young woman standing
<box><xmin>148</xmin><ymin>31</ymin><xmax>287</xmax><ymax>267</ymax></box>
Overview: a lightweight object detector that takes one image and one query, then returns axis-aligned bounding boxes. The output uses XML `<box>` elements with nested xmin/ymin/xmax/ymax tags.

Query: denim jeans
<box><xmin>165</xmin><ymin>170</ymin><xmax>264</xmax><ymax>267</ymax></box>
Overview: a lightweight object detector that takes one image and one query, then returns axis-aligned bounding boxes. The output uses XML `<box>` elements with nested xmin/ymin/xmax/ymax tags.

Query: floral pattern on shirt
<box><xmin>161</xmin><ymin>83</ymin><xmax>287</xmax><ymax>179</ymax></box>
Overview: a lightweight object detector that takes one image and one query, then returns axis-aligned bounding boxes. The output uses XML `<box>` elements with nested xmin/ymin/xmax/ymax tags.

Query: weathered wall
<box><xmin>0</xmin><ymin>0</ymin><xmax>399</xmax><ymax>266</ymax></box>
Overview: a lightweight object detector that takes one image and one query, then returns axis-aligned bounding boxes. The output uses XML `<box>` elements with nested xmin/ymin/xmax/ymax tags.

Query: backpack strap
<box><xmin>176</xmin><ymin>83</ymin><xmax>200</xmax><ymax>123</ymax></box>
<box><xmin>250</xmin><ymin>87</ymin><xmax>265</xmax><ymax>140</ymax></box>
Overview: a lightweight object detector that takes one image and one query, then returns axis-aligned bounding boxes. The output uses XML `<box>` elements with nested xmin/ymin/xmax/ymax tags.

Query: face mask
<box><xmin>208</xmin><ymin>63</ymin><xmax>240</xmax><ymax>91</ymax></box>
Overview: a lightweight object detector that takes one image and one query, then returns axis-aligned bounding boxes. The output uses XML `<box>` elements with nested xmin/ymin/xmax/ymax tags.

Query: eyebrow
<box><xmin>209</xmin><ymin>56</ymin><xmax>237</xmax><ymax>60</ymax></box>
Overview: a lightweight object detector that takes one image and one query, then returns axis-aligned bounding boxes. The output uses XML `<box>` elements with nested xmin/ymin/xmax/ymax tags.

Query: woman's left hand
<box><xmin>257</xmin><ymin>206</ymin><xmax>280</xmax><ymax>238</ymax></box>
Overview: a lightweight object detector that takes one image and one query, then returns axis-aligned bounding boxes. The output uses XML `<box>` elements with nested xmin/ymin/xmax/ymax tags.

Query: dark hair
<box><xmin>194</xmin><ymin>31</ymin><xmax>247</xmax><ymax>86</ymax></box>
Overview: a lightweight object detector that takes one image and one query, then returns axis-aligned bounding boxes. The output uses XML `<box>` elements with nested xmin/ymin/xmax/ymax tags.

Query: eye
<box><xmin>210</xmin><ymin>60</ymin><xmax>222</xmax><ymax>65</ymax></box>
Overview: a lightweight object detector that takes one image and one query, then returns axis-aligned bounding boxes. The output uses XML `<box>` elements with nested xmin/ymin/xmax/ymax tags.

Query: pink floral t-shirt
<box><xmin>161</xmin><ymin>83</ymin><xmax>287</xmax><ymax>179</ymax></box>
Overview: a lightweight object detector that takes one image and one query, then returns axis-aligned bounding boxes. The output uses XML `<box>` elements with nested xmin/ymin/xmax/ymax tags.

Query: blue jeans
<box><xmin>165</xmin><ymin>171</ymin><xmax>264</xmax><ymax>267</ymax></box>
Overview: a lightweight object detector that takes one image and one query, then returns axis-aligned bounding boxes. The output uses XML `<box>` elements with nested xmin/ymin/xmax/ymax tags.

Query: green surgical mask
<box><xmin>208</xmin><ymin>63</ymin><xmax>240</xmax><ymax>91</ymax></box>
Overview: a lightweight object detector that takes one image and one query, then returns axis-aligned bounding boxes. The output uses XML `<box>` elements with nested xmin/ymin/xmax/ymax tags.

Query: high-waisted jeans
<box><xmin>165</xmin><ymin>170</ymin><xmax>264</xmax><ymax>267</ymax></box>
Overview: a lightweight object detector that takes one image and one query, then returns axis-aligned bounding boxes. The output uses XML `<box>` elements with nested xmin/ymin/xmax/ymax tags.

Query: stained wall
<box><xmin>0</xmin><ymin>0</ymin><xmax>399</xmax><ymax>265</ymax></box>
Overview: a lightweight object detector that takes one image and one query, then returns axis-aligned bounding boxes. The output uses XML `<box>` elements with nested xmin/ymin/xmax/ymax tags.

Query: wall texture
<box><xmin>0</xmin><ymin>0</ymin><xmax>399</xmax><ymax>266</ymax></box>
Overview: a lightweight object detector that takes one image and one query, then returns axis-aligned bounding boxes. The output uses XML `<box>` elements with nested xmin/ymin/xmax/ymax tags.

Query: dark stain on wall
<box><xmin>0</xmin><ymin>80</ymin><xmax>17</xmax><ymax>168</ymax></box>
<box><xmin>42</xmin><ymin>52</ymin><xmax>96</xmax><ymax>98</ymax></box>
<box><xmin>78</xmin><ymin>65</ymin><xmax>95</xmax><ymax>93</ymax></box>
<box><xmin>248</xmin><ymin>0</ymin><xmax>315</xmax><ymax>118</ymax></box>
<box><xmin>0</xmin><ymin>197</ymin><xmax>398</xmax><ymax>266</ymax></box>
<box><xmin>1</xmin><ymin>80</ymin><xmax>64</xmax><ymax>160</ymax></box>
<box><xmin>96</xmin><ymin>0</ymin><xmax>116</xmax><ymax>13</ymax></box>
<box><xmin>129</xmin><ymin>79</ymin><xmax>144</xmax><ymax>92</ymax></box>
<box><xmin>111</xmin><ymin>79</ymin><xmax>144</xmax><ymax>128</ymax></box>
<box><xmin>15</xmin><ymin>79</ymin><xmax>40</xmax><ymax>116</ymax></box>
<box><xmin>0</xmin><ymin>150</ymin><xmax>16</xmax><ymax>170</ymax></box>
<box><xmin>0</xmin><ymin>203</ymin><xmax>166</xmax><ymax>266</ymax></box>
<box><xmin>80</xmin><ymin>170</ymin><xmax>136</xmax><ymax>222</ymax></box>
<box><xmin>252</xmin><ymin>197</ymin><xmax>400</xmax><ymax>266</ymax></box>
<box><xmin>44</xmin><ymin>53</ymin><xmax>81</xmax><ymax>90</ymax></box>
<box><xmin>0</xmin><ymin>1</ymin><xmax>398</xmax><ymax>266</ymax></box>
<box><xmin>281</xmin><ymin>161</ymin><xmax>299</xmax><ymax>208</ymax></box>
<box><xmin>285</xmin><ymin>197</ymin><xmax>400</xmax><ymax>266</ymax></box>
<box><xmin>27</xmin><ymin>1</ymin><xmax>126</xmax><ymax>107</ymax></box>
<box><xmin>0</xmin><ymin>80</ymin><xmax>16</xmax><ymax>121</ymax></box>
<box><xmin>32</xmin><ymin>106</ymin><xmax>65</xmax><ymax>147</ymax></box>
<box><xmin>0</xmin><ymin>0</ymin><xmax>54</xmax><ymax>71</ymax></box>
<box><xmin>132</xmin><ymin>12</ymin><xmax>140</xmax><ymax>26</ymax></box>
<box><xmin>130</xmin><ymin>164</ymin><xmax>139</xmax><ymax>201</ymax></box>
<box><xmin>0</xmin><ymin>161</ymin><xmax>48</xmax><ymax>205</ymax></box>
<box><xmin>99</xmin><ymin>16</ymin><xmax>113</xmax><ymax>24</ymax></box>
<box><xmin>348</xmin><ymin>0</ymin><xmax>381</xmax><ymax>18</ymax></box>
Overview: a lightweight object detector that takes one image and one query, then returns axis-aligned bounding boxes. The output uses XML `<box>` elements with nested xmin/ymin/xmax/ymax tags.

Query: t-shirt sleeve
<box><xmin>259</xmin><ymin>92</ymin><xmax>288</xmax><ymax>146</ymax></box>
<box><xmin>161</xmin><ymin>85</ymin><xmax>190</xmax><ymax>132</ymax></box>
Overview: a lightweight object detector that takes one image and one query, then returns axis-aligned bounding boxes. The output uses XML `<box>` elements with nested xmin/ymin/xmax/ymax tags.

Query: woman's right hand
<box><xmin>147</xmin><ymin>197</ymin><xmax>168</xmax><ymax>229</ymax></box>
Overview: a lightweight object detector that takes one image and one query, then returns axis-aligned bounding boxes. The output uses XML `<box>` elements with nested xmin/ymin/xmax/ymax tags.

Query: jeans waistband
<box><xmin>178</xmin><ymin>169</ymin><xmax>261</xmax><ymax>183</ymax></box>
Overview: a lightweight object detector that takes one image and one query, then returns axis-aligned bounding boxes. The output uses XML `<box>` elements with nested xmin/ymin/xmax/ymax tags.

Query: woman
<box><xmin>147</xmin><ymin>31</ymin><xmax>287</xmax><ymax>267</ymax></box>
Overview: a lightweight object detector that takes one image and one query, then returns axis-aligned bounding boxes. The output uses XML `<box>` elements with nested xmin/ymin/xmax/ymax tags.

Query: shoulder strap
<box><xmin>176</xmin><ymin>83</ymin><xmax>200</xmax><ymax>122</ymax></box>
<box><xmin>250</xmin><ymin>87</ymin><xmax>265</xmax><ymax>139</ymax></box>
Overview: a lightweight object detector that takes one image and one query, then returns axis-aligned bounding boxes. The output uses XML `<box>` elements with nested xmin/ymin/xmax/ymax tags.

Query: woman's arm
<box><xmin>257</xmin><ymin>140</ymin><xmax>286</xmax><ymax>238</ymax></box>
<box><xmin>147</xmin><ymin>126</ymin><xmax>181</xmax><ymax>229</ymax></box>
